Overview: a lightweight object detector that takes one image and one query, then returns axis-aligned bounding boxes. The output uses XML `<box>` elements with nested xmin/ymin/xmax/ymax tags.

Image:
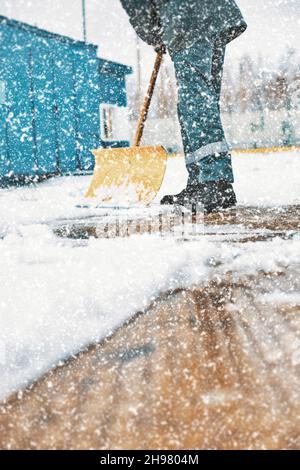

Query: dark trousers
<box><xmin>171</xmin><ymin>39</ymin><xmax>234</xmax><ymax>183</ymax></box>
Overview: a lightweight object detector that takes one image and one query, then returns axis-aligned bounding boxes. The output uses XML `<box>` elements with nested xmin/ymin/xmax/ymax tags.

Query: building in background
<box><xmin>0</xmin><ymin>15</ymin><xmax>131</xmax><ymax>182</ymax></box>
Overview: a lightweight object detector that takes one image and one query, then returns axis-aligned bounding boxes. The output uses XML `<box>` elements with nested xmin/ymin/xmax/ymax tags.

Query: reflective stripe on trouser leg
<box><xmin>185</xmin><ymin>140</ymin><xmax>229</xmax><ymax>165</ymax></box>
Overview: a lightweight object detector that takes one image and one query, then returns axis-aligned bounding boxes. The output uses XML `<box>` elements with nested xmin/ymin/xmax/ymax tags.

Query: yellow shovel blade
<box><xmin>85</xmin><ymin>146</ymin><xmax>168</xmax><ymax>205</ymax></box>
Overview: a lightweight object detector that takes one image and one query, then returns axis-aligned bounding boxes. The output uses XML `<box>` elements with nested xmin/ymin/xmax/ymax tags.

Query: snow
<box><xmin>1</xmin><ymin>226</ymin><xmax>300</xmax><ymax>402</ymax></box>
<box><xmin>0</xmin><ymin>151</ymin><xmax>300</xmax><ymax>402</ymax></box>
<box><xmin>156</xmin><ymin>150</ymin><xmax>300</xmax><ymax>206</ymax></box>
<box><xmin>0</xmin><ymin>175</ymin><xmax>93</xmax><ymax>234</ymax></box>
<box><xmin>0</xmin><ymin>228</ymin><xmax>214</xmax><ymax>402</ymax></box>
<box><xmin>0</xmin><ymin>151</ymin><xmax>299</xmax><ymax>237</ymax></box>
<box><xmin>258</xmin><ymin>291</ymin><xmax>300</xmax><ymax>306</ymax></box>
<box><xmin>232</xmin><ymin>151</ymin><xmax>300</xmax><ymax>206</ymax></box>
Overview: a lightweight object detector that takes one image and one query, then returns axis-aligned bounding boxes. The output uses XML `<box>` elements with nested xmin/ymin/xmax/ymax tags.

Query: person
<box><xmin>120</xmin><ymin>0</ymin><xmax>247</xmax><ymax>213</ymax></box>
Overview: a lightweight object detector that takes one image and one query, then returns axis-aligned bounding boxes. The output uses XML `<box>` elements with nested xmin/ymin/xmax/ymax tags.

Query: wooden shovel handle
<box><xmin>134</xmin><ymin>51</ymin><xmax>164</xmax><ymax>147</ymax></box>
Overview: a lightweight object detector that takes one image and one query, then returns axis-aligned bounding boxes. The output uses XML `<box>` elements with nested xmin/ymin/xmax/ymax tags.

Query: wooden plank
<box><xmin>0</xmin><ymin>271</ymin><xmax>299</xmax><ymax>450</ymax></box>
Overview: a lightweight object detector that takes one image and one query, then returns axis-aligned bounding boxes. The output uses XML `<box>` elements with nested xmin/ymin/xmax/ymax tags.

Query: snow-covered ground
<box><xmin>232</xmin><ymin>151</ymin><xmax>300</xmax><ymax>206</ymax></box>
<box><xmin>0</xmin><ymin>151</ymin><xmax>300</xmax><ymax>402</ymax></box>
<box><xmin>0</xmin><ymin>151</ymin><xmax>299</xmax><ymax>234</ymax></box>
<box><xmin>156</xmin><ymin>150</ymin><xmax>300</xmax><ymax>206</ymax></box>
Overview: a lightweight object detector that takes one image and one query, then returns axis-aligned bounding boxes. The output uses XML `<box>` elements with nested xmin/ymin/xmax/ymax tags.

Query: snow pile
<box><xmin>1</xmin><ymin>222</ymin><xmax>300</xmax><ymax>402</ymax></box>
<box><xmin>0</xmin><ymin>175</ymin><xmax>92</xmax><ymax>233</ymax></box>
<box><xmin>0</xmin><ymin>226</ymin><xmax>212</xmax><ymax>402</ymax></box>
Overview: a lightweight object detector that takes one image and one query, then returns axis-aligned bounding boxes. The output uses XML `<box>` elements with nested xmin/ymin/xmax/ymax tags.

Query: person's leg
<box><xmin>173</xmin><ymin>39</ymin><xmax>234</xmax><ymax>183</ymax></box>
<box><xmin>211</xmin><ymin>39</ymin><xmax>226</xmax><ymax>102</ymax></box>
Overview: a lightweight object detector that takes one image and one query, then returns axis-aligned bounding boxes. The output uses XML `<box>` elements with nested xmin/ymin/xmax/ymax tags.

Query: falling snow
<box><xmin>0</xmin><ymin>0</ymin><xmax>300</xmax><ymax>451</ymax></box>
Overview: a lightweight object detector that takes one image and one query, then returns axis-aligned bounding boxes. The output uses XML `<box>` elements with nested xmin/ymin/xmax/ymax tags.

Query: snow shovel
<box><xmin>85</xmin><ymin>50</ymin><xmax>168</xmax><ymax>206</ymax></box>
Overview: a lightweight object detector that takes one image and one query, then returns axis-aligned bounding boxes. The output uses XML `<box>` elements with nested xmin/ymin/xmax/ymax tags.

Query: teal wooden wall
<box><xmin>0</xmin><ymin>16</ymin><xmax>131</xmax><ymax>179</ymax></box>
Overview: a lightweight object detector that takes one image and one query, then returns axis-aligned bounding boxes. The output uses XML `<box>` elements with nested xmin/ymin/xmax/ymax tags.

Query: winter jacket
<box><xmin>120</xmin><ymin>0</ymin><xmax>247</xmax><ymax>54</ymax></box>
